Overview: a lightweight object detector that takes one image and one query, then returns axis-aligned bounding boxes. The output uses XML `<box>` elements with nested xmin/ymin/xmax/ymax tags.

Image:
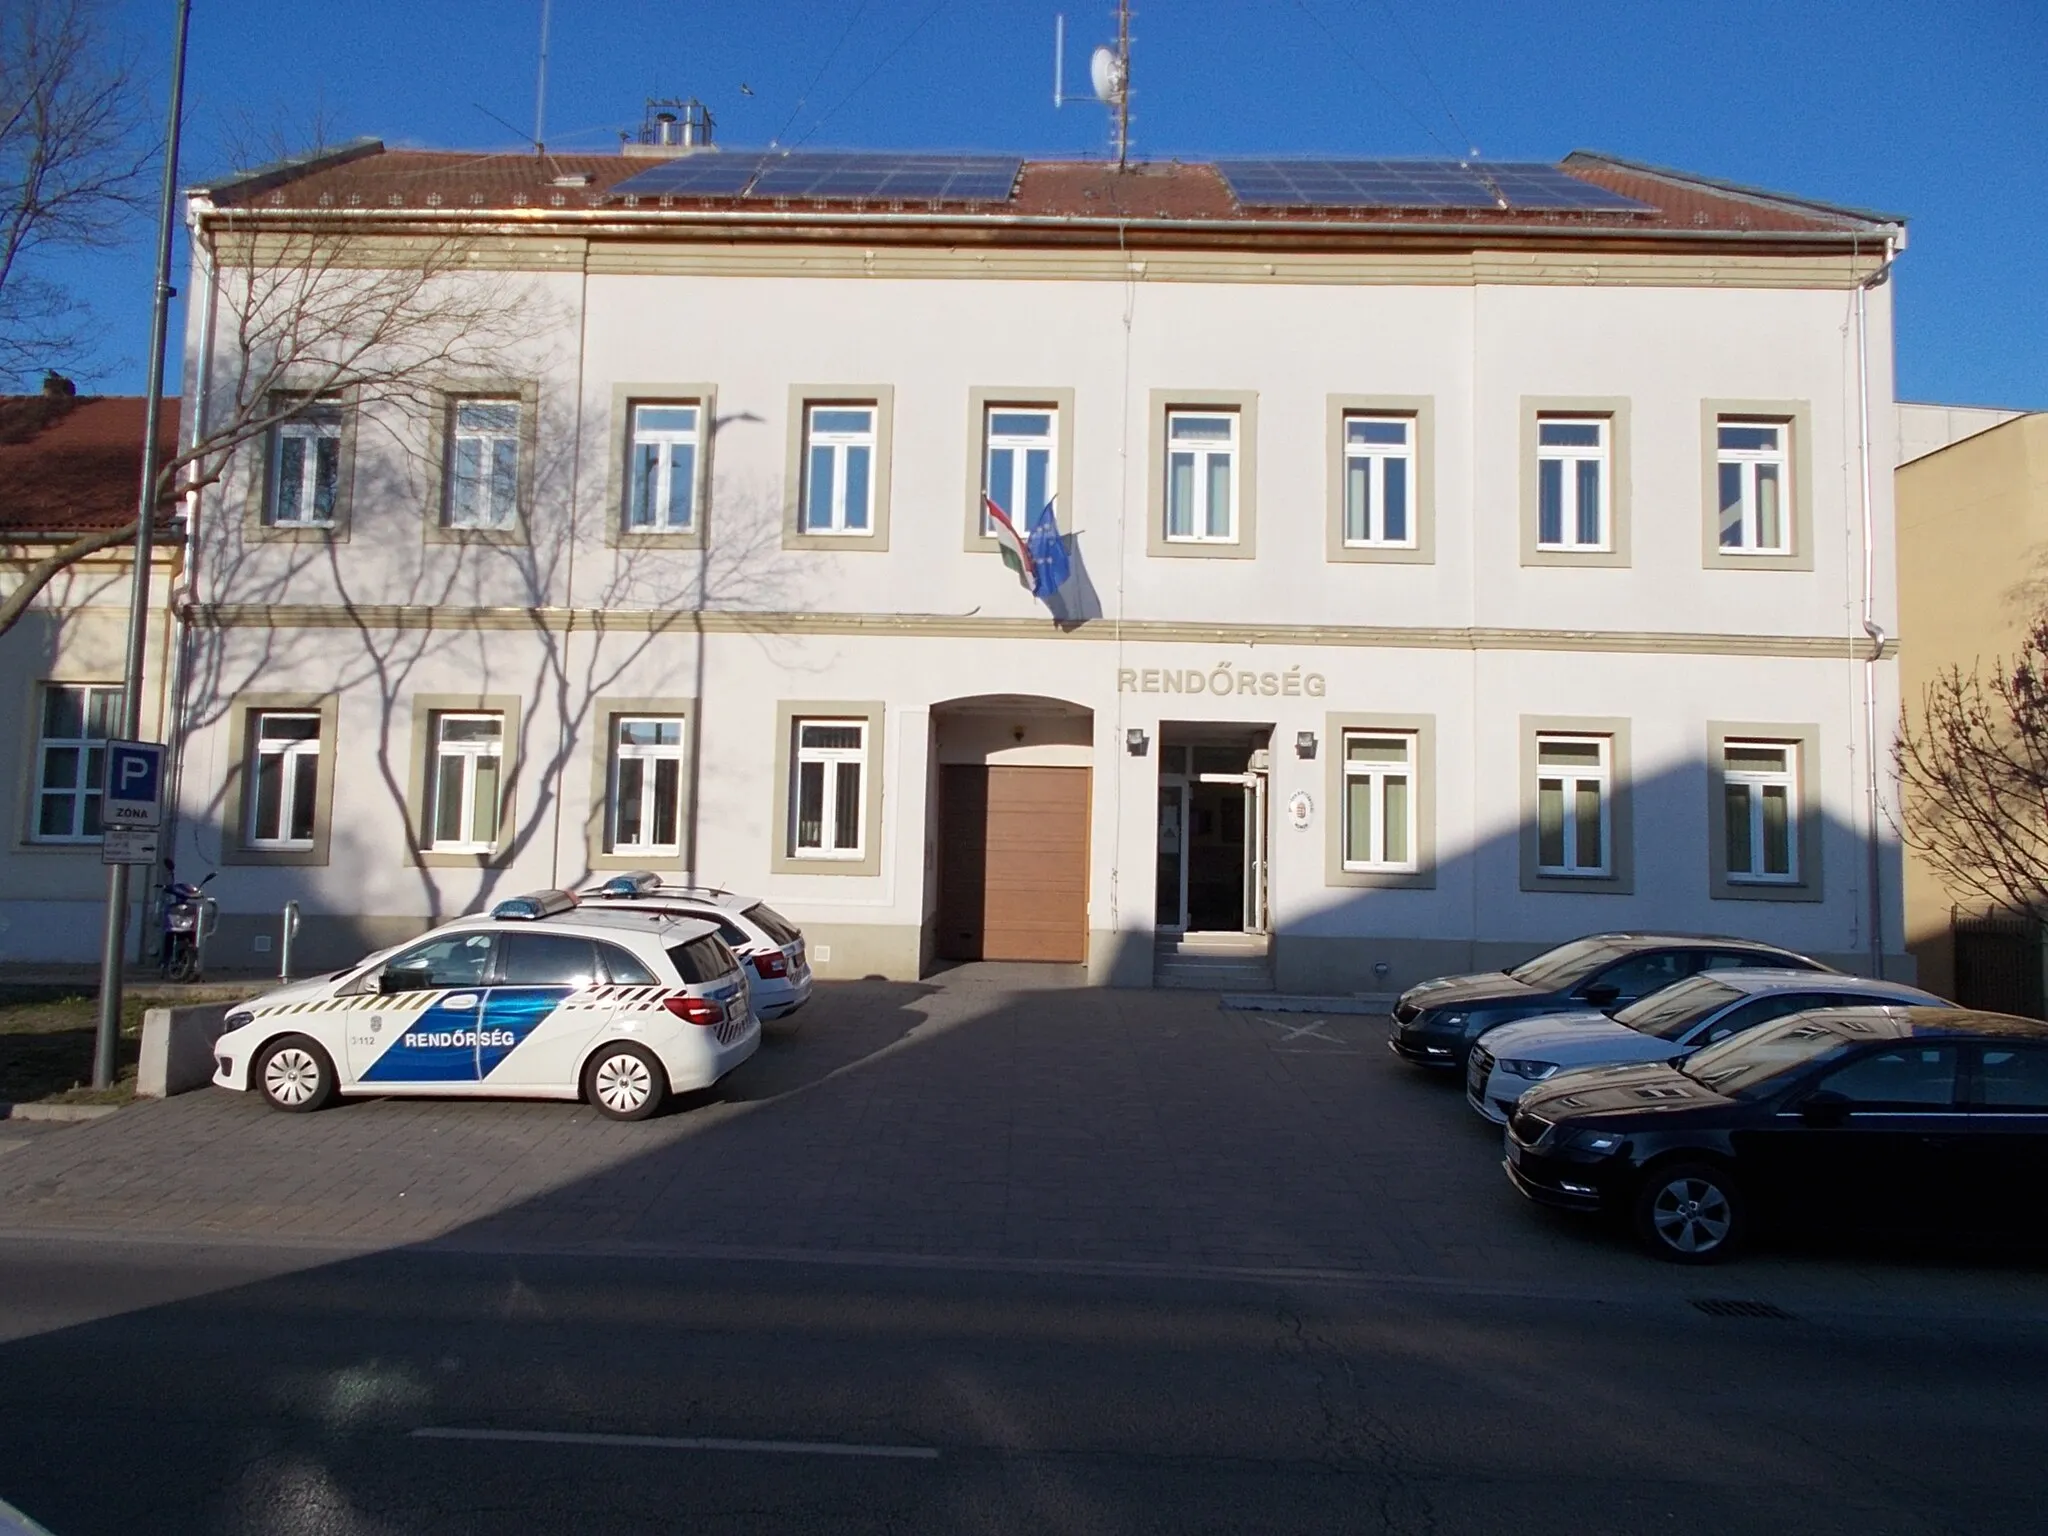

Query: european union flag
<box><xmin>1027</xmin><ymin>497</ymin><xmax>1070</xmax><ymax>600</ymax></box>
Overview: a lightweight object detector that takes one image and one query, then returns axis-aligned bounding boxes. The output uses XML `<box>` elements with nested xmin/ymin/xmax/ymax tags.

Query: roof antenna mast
<box><xmin>533</xmin><ymin>0</ymin><xmax>552</xmax><ymax>154</ymax></box>
<box><xmin>1075</xmin><ymin>1</ymin><xmax>1131</xmax><ymax>169</ymax></box>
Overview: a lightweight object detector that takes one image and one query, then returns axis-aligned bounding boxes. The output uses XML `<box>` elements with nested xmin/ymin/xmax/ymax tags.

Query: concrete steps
<box><xmin>1154</xmin><ymin>932</ymin><xmax>1274</xmax><ymax>991</ymax></box>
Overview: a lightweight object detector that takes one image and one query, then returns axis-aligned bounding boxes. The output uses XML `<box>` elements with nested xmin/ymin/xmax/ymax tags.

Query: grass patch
<box><xmin>0</xmin><ymin>986</ymin><xmax>149</xmax><ymax>1106</ymax></box>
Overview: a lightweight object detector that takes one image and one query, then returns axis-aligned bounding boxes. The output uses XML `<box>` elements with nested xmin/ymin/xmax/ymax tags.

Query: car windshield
<box><xmin>1509</xmin><ymin>938</ymin><xmax>1629</xmax><ymax>991</ymax></box>
<box><xmin>1615</xmin><ymin>978</ymin><xmax>1743</xmax><ymax>1041</ymax></box>
<box><xmin>1678</xmin><ymin>1015</ymin><xmax>1868</xmax><ymax>1100</ymax></box>
<box><xmin>745</xmin><ymin>904</ymin><xmax>802</xmax><ymax>946</ymax></box>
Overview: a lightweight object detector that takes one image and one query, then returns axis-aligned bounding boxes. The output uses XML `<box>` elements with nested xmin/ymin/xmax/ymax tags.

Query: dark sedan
<box><xmin>1388</xmin><ymin>933</ymin><xmax>1830</xmax><ymax>1071</ymax></box>
<box><xmin>1504</xmin><ymin>1005</ymin><xmax>2048</xmax><ymax>1262</ymax></box>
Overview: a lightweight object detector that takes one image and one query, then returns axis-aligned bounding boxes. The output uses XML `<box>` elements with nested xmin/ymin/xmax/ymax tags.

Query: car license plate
<box><xmin>1505</xmin><ymin>1136</ymin><xmax>1523</xmax><ymax>1167</ymax></box>
<box><xmin>1467</xmin><ymin>1057</ymin><xmax>1485</xmax><ymax>1095</ymax></box>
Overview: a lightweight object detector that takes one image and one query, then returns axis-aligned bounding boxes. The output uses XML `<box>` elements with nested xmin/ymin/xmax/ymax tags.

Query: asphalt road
<box><xmin>1</xmin><ymin>1235</ymin><xmax>2044</xmax><ymax>1535</ymax></box>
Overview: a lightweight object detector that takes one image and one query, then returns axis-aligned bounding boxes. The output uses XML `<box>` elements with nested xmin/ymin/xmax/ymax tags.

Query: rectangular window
<box><xmin>609</xmin><ymin>715</ymin><xmax>686</xmax><ymax>855</ymax></box>
<box><xmin>266</xmin><ymin>403</ymin><xmax>342</xmax><ymax>527</ymax></box>
<box><xmin>1342</xmin><ymin>415</ymin><xmax>1414</xmax><ymax>547</ymax></box>
<box><xmin>445</xmin><ymin>399</ymin><xmax>522</xmax><ymax>529</ymax></box>
<box><xmin>33</xmin><ymin>684</ymin><xmax>121</xmax><ymax>842</ymax></box>
<box><xmin>982</xmin><ymin>407</ymin><xmax>1057</xmax><ymax>535</ymax></box>
<box><xmin>1716</xmin><ymin>419</ymin><xmax>1790</xmax><ymax>555</ymax></box>
<box><xmin>802</xmin><ymin>405</ymin><xmax>877</xmax><ymax>535</ymax></box>
<box><xmin>247</xmin><ymin>711</ymin><xmax>321</xmax><ymax>849</ymax></box>
<box><xmin>428</xmin><ymin>712</ymin><xmax>504</xmax><ymax>851</ymax></box>
<box><xmin>1164</xmin><ymin>410</ymin><xmax>1238</xmax><ymax>543</ymax></box>
<box><xmin>1341</xmin><ymin>732</ymin><xmax>1416</xmax><ymax>871</ymax></box>
<box><xmin>625</xmin><ymin>403</ymin><xmax>700</xmax><ymax>533</ymax></box>
<box><xmin>1536</xmin><ymin>735</ymin><xmax>1610</xmax><ymax>876</ymax></box>
<box><xmin>1724</xmin><ymin>740</ymin><xmax>1798</xmax><ymax>882</ymax></box>
<box><xmin>1536</xmin><ymin>417</ymin><xmax>1609</xmax><ymax>551</ymax></box>
<box><xmin>790</xmin><ymin>718</ymin><xmax>866</xmax><ymax>859</ymax></box>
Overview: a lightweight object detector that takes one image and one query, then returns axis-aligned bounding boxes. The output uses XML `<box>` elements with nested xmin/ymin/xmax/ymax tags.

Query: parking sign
<box><xmin>104</xmin><ymin>740</ymin><xmax>165</xmax><ymax>829</ymax></box>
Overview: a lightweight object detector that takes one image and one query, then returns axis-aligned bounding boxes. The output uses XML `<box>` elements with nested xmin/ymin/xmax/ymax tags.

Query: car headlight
<box><xmin>1560</xmin><ymin>1127</ymin><xmax>1625</xmax><ymax>1156</ymax></box>
<box><xmin>1434</xmin><ymin>1012</ymin><xmax>1468</xmax><ymax>1031</ymax></box>
<box><xmin>1500</xmin><ymin>1059</ymin><xmax>1559</xmax><ymax>1080</ymax></box>
<box><xmin>223</xmin><ymin>1010</ymin><xmax>254</xmax><ymax>1031</ymax></box>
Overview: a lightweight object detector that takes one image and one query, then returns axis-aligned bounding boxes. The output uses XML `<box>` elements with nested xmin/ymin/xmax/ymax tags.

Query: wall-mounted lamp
<box><xmin>1126</xmin><ymin>728</ymin><xmax>1150</xmax><ymax>756</ymax></box>
<box><xmin>1295</xmin><ymin>730</ymin><xmax>1318</xmax><ymax>759</ymax></box>
<box><xmin>1012</xmin><ymin>724</ymin><xmax>1027</xmax><ymax>743</ymax></box>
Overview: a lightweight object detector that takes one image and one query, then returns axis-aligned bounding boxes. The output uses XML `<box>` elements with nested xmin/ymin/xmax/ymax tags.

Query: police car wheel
<box><xmin>257</xmin><ymin>1035</ymin><xmax>336</xmax><ymax>1113</ymax></box>
<box><xmin>585</xmin><ymin>1043</ymin><xmax>666</xmax><ymax>1121</ymax></box>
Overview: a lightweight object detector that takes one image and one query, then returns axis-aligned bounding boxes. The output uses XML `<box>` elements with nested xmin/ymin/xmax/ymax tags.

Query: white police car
<box><xmin>577</xmin><ymin>872</ymin><xmax>813</xmax><ymax>1021</ymax></box>
<box><xmin>211</xmin><ymin>889</ymin><xmax>759</xmax><ymax>1120</ymax></box>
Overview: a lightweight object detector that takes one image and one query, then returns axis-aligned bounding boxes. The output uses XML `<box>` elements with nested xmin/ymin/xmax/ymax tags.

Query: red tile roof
<box><xmin>0</xmin><ymin>394</ymin><xmax>179</xmax><ymax>536</ymax></box>
<box><xmin>202</xmin><ymin>145</ymin><xmax>1900</xmax><ymax>244</ymax></box>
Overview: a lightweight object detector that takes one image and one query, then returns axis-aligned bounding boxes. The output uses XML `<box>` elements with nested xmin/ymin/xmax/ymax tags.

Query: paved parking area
<box><xmin>0</xmin><ymin>966</ymin><xmax>2042</xmax><ymax>1312</ymax></box>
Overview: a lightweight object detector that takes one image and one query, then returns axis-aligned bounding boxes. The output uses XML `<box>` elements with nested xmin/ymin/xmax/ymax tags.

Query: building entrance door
<box><xmin>1160</xmin><ymin>729</ymin><xmax>1271</xmax><ymax>935</ymax></box>
<box><xmin>1156</xmin><ymin>781</ymin><xmax>1188</xmax><ymax>931</ymax></box>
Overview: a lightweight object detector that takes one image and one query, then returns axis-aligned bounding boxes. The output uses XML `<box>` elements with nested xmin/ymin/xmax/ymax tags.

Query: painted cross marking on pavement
<box><xmin>1271</xmin><ymin>1018</ymin><xmax>1343</xmax><ymax>1045</ymax></box>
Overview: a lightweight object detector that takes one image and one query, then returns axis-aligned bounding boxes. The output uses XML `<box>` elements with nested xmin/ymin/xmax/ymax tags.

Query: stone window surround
<box><xmin>783</xmin><ymin>386</ymin><xmax>895</xmax><ymax>553</ymax></box>
<box><xmin>421</xmin><ymin>378</ymin><xmax>540</xmax><ymax>547</ymax></box>
<box><xmin>1146</xmin><ymin>388</ymin><xmax>1259</xmax><ymax>561</ymax></box>
<box><xmin>586</xmin><ymin>697</ymin><xmax>697</xmax><ymax>873</ymax></box>
<box><xmin>1519</xmin><ymin>396</ymin><xmax>1632</xmax><ymax>569</ymax></box>
<box><xmin>1519</xmin><ymin>714</ymin><xmax>1635</xmax><ymax>895</ymax></box>
<box><xmin>242</xmin><ymin>382</ymin><xmax>360</xmax><ymax>546</ymax></box>
<box><xmin>769</xmin><ymin>699</ymin><xmax>886</xmax><ymax>877</ymax></box>
<box><xmin>1706</xmin><ymin>720</ymin><xmax>1824</xmax><ymax>902</ymax></box>
<box><xmin>1323</xmin><ymin>710</ymin><xmax>1437</xmax><ymax>890</ymax></box>
<box><xmin>961</xmin><ymin>386</ymin><xmax>1077</xmax><ymax>555</ymax></box>
<box><xmin>1326</xmin><ymin>394</ymin><xmax>1435</xmax><ymax>566</ymax></box>
<box><xmin>1700</xmin><ymin>400</ymin><xmax>1815</xmax><ymax>572</ymax></box>
<box><xmin>604</xmin><ymin>383</ymin><xmax>717</xmax><ymax>552</ymax></box>
<box><xmin>220</xmin><ymin>692</ymin><xmax>342</xmax><ymax>867</ymax></box>
<box><xmin>404</xmin><ymin>693</ymin><xmax>524</xmax><ymax>868</ymax></box>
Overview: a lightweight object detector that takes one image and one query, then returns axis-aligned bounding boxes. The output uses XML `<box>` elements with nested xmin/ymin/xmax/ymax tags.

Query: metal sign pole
<box><xmin>92</xmin><ymin>0</ymin><xmax>193</xmax><ymax>1090</ymax></box>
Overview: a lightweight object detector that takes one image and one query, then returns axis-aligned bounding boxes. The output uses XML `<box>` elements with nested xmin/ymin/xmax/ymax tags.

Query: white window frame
<box><xmin>1715</xmin><ymin>418</ymin><xmax>1792</xmax><ymax>555</ymax></box>
<box><xmin>32</xmin><ymin>683</ymin><xmax>121</xmax><ymax>843</ymax></box>
<box><xmin>608</xmin><ymin>715</ymin><xmax>687</xmax><ymax>856</ymax></box>
<box><xmin>790</xmin><ymin>718</ymin><xmax>868</xmax><ymax>860</ymax></box>
<box><xmin>801</xmin><ymin>404</ymin><xmax>878</xmax><ymax>536</ymax></box>
<box><xmin>427</xmin><ymin>712</ymin><xmax>505</xmax><ymax>852</ymax></box>
<box><xmin>1340</xmin><ymin>731</ymin><xmax>1418</xmax><ymax>872</ymax></box>
<box><xmin>1535</xmin><ymin>416</ymin><xmax>1610</xmax><ymax>552</ymax></box>
<box><xmin>625</xmin><ymin>402</ymin><xmax>701</xmax><ymax>534</ymax></box>
<box><xmin>981</xmin><ymin>406</ymin><xmax>1058</xmax><ymax>536</ymax></box>
<box><xmin>266</xmin><ymin>404</ymin><xmax>343</xmax><ymax>527</ymax></box>
<box><xmin>1341</xmin><ymin>414</ymin><xmax>1417</xmax><ymax>548</ymax></box>
<box><xmin>444</xmin><ymin>398</ymin><xmax>523</xmax><ymax>530</ymax></box>
<box><xmin>1724</xmin><ymin>739</ymin><xmax>1799</xmax><ymax>883</ymax></box>
<box><xmin>246</xmin><ymin>710</ymin><xmax>322</xmax><ymax>850</ymax></box>
<box><xmin>1163</xmin><ymin>409</ymin><xmax>1240</xmax><ymax>544</ymax></box>
<box><xmin>1535</xmin><ymin>734</ymin><xmax>1611</xmax><ymax>877</ymax></box>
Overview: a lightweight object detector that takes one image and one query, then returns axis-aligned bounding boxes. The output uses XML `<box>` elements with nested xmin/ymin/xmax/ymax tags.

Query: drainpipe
<box><xmin>1855</xmin><ymin>236</ymin><xmax>1898</xmax><ymax>978</ymax></box>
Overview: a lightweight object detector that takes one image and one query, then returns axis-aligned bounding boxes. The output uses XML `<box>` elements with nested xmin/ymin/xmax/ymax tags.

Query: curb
<box><xmin>0</xmin><ymin>1102</ymin><xmax>123</xmax><ymax>1123</ymax></box>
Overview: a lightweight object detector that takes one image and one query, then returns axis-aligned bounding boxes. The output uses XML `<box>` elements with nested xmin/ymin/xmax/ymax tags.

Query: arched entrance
<box><xmin>928</xmin><ymin>695</ymin><xmax>1094</xmax><ymax>964</ymax></box>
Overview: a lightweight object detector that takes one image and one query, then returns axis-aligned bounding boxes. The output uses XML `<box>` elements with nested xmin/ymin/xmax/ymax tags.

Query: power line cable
<box><xmin>1290</xmin><ymin>0</ymin><xmax>1456</xmax><ymax>156</ymax></box>
<box><xmin>1363</xmin><ymin>0</ymin><xmax>1479</xmax><ymax>156</ymax></box>
<box><xmin>774</xmin><ymin>0</ymin><xmax>876</xmax><ymax>147</ymax></box>
<box><xmin>790</xmin><ymin>0</ymin><xmax>952</xmax><ymax>150</ymax></box>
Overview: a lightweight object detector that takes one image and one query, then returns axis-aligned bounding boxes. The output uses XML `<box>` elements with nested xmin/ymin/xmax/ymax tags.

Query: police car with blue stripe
<box><xmin>211</xmin><ymin>889</ymin><xmax>760</xmax><ymax>1120</ymax></box>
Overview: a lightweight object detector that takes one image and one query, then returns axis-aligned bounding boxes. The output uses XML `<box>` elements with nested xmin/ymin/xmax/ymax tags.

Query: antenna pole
<box><xmin>1053</xmin><ymin>13</ymin><xmax>1065</xmax><ymax>108</ymax></box>
<box><xmin>533</xmin><ymin>0</ymin><xmax>552</xmax><ymax>153</ymax></box>
<box><xmin>1115</xmin><ymin>0</ymin><xmax>1130</xmax><ymax>169</ymax></box>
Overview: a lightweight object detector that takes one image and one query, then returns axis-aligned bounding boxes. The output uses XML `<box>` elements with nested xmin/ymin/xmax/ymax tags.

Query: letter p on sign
<box><xmin>103</xmin><ymin>740</ymin><xmax>165</xmax><ymax>829</ymax></box>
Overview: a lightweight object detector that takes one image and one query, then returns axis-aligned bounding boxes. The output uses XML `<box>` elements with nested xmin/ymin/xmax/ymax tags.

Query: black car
<box><xmin>1389</xmin><ymin>933</ymin><xmax>1829</xmax><ymax>1070</ymax></box>
<box><xmin>1504</xmin><ymin>1005</ymin><xmax>2048</xmax><ymax>1263</ymax></box>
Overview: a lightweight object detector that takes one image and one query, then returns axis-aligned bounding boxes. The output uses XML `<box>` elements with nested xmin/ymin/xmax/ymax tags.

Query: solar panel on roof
<box><xmin>1214</xmin><ymin>160</ymin><xmax>1651</xmax><ymax>214</ymax></box>
<box><xmin>610</xmin><ymin>150</ymin><xmax>1021</xmax><ymax>204</ymax></box>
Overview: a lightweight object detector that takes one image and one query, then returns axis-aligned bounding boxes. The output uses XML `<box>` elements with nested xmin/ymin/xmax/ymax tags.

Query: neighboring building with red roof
<box><xmin>13</xmin><ymin>131</ymin><xmax>1919</xmax><ymax>983</ymax></box>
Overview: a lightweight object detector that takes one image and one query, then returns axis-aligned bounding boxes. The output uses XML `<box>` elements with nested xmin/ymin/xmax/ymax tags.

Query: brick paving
<box><xmin>0</xmin><ymin>966</ymin><xmax>2042</xmax><ymax>1310</ymax></box>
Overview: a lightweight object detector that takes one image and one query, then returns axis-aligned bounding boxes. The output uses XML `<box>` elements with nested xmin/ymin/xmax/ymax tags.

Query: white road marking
<box><xmin>411</xmin><ymin>1426</ymin><xmax>939</xmax><ymax>1459</ymax></box>
<box><xmin>1271</xmin><ymin>1018</ymin><xmax>1343</xmax><ymax>1045</ymax></box>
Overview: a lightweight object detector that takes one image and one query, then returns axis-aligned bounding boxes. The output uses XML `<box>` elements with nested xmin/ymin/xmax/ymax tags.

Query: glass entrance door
<box><xmin>1156</xmin><ymin>780</ymin><xmax>1187</xmax><ymax>930</ymax></box>
<box><xmin>1242</xmin><ymin>770</ymin><xmax>1268</xmax><ymax>933</ymax></box>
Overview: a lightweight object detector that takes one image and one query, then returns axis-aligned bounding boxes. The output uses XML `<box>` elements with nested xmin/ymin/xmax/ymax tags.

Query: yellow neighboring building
<box><xmin>1896</xmin><ymin>406</ymin><xmax>2048</xmax><ymax>1000</ymax></box>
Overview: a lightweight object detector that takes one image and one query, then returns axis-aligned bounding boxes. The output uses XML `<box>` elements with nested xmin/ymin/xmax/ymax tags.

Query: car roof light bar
<box><xmin>491</xmin><ymin>889</ymin><xmax>580</xmax><ymax>921</ymax></box>
<box><xmin>589</xmin><ymin>871</ymin><xmax>664</xmax><ymax>898</ymax></box>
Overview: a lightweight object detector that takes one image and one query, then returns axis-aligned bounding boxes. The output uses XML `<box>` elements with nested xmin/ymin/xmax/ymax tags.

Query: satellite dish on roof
<box><xmin>1090</xmin><ymin>45</ymin><xmax>1125</xmax><ymax>103</ymax></box>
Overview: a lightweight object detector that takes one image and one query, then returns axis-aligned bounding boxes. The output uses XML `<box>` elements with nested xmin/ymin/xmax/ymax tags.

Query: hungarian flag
<box><xmin>985</xmin><ymin>495</ymin><xmax>1036</xmax><ymax>590</ymax></box>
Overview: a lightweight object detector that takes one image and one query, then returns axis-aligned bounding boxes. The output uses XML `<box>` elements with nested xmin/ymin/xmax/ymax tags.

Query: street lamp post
<box><xmin>91</xmin><ymin>0</ymin><xmax>193</xmax><ymax>1090</ymax></box>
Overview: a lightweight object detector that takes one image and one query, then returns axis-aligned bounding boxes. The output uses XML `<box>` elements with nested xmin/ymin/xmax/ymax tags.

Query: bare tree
<box><xmin>0</xmin><ymin>0</ymin><xmax>151</xmax><ymax>382</ymax></box>
<box><xmin>0</xmin><ymin>226</ymin><xmax>544</xmax><ymax>635</ymax></box>
<box><xmin>1896</xmin><ymin>613</ymin><xmax>2048</xmax><ymax>916</ymax></box>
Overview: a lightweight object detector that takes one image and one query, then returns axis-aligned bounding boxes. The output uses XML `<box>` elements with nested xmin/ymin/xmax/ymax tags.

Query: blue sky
<box><xmin>60</xmin><ymin>0</ymin><xmax>2048</xmax><ymax>406</ymax></box>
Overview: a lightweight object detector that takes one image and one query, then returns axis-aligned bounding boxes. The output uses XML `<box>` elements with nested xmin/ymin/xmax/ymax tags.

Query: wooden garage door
<box><xmin>938</xmin><ymin>765</ymin><xmax>1090</xmax><ymax>963</ymax></box>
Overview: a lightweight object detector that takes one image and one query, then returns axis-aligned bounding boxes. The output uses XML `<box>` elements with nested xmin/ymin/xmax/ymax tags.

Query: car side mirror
<box><xmin>1580</xmin><ymin>983</ymin><xmax>1620</xmax><ymax>1008</ymax></box>
<box><xmin>1799</xmin><ymin>1089</ymin><xmax>1852</xmax><ymax>1127</ymax></box>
